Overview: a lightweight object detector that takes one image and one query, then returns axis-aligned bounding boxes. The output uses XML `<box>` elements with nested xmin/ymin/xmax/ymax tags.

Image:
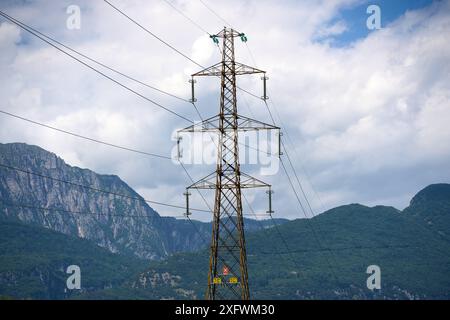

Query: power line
<box><xmin>0</xmin><ymin>108</ymin><xmax>222</xmax><ymax>216</ymax></box>
<box><xmin>277</xmin><ymin>126</ymin><xmax>348</xmax><ymax>280</ymax></box>
<box><xmin>257</xmin><ymin>94</ymin><xmax>341</xmax><ymax>279</ymax></box>
<box><xmin>2</xmin><ymin>8</ymin><xmax>272</xmax><ymax>160</ymax></box>
<box><xmin>244</xmin><ymin>42</ymin><xmax>258</xmax><ymax>69</ymax></box>
<box><xmin>14</xmin><ymin>108</ymin><xmax>268</xmax><ymax>229</ymax></box>
<box><xmin>0</xmin><ymin>109</ymin><xmax>172</xmax><ymax>160</ymax></box>
<box><xmin>243</xmin><ymin>190</ymin><xmax>307</xmax><ymax>277</ymax></box>
<box><xmin>0</xmin><ymin>109</ymin><xmax>274</xmax><ymax>216</ymax></box>
<box><xmin>0</xmin><ymin>10</ymin><xmax>193</xmax><ymax>124</ymax></box>
<box><xmin>198</xmin><ymin>0</ymin><xmax>233</xmax><ymax>28</ymax></box>
<box><xmin>257</xmin><ymin>244</ymin><xmax>414</xmax><ymax>255</ymax></box>
<box><xmin>0</xmin><ymin>160</ymin><xmax>219</xmax><ymax>250</ymax></box>
<box><xmin>104</xmin><ymin>0</ymin><xmax>203</xmax><ymax>69</ymax></box>
<box><xmin>245</xmin><ymin>41</ymin><xmax>343</xmax><ymax>279</ymax></box>
<box><xmin>189</xmin><ymin>101</ymin><xmax>279</xmax><ymax>157</ymax></box>
<box><xmin>2</xmin><ymin>4</ymin><xmax>357</xmax><ymax>276</ymax></box>
<box><xmin>4</xmin><ymin>196</ymin><xmax>435</xmax><ymax>262</ymax></box>
<box><xmin>0</xmin><ymin>9</ymin><xmax>218</xmax><ymax>219</ymax></box>
<box><xmin>101</xmin><ymin>1</ymin><xmax>340</xmax><ymax>281</ymax></box>
<box><xmin>0</xmin><ymin>8</ymin><xmax>283</xmax><ymax>264</ymax></box>
<box><xmin>0</xmin><ymin>200</ymin><xmax>186</xmax><ymax>219</ymax></box>
<box><xmin>252</xmin><ymin>94</ymin><xmax>340</xmax><ymax>280</ymax></box>
<box><xmin>0</xmin><ymin>163</ymin><xmax>211</xmax><ymax>213</ymax></box>
<box><xmin>103</xmin><ymin>0</ymin><xmax>261</xmax><ymax>102</ymax></box>
<box><xmin>2</xmin><ymin>10</ymin><xmax>189</xmax><ymax>104</ymax></box>
<box><xmin>179</xmin><ymin>160</ymin><xmax>214</xmax><ymax>214</ymax></box>
<box><xmin>242</xmin><ymin>44</ymin><xmax>450</xmax><ymax>273</ymax></box>
<box><xmin>179</xmin><ymin>160</ymin><xmax>239</xmax><ymax>301</ymax></box>
<box><xmin>186</xmin><ymin>215</ymin><xmax>209</xmax><ymax>243</ymax></box>
<box><xmin>265</xmin><ymin>90</ymin><xmax>328</xmax><ymax>215</ymax></box>
<box><xmin>161</xmin><ymin>0</ymin><xmax>211</xmax><ymax>35</ymax></box>
<box><xmin>279</xmin><ymin>158</ymin><xmax>340</xmax><ymax>282</ymax></box>
<box><xmin>281</xmin><ymin>139</ymin><xmax>317</xmax><ymax>218</ymax></box>
<box><xmin>159</xmin><ymin>6</ymin><xmax>304</xmax><ymax>278</ymax></box>
<box><xmin>237</xmin><ymin>85</ymin><xmax>263</xmax><ymax>100</ymax></box>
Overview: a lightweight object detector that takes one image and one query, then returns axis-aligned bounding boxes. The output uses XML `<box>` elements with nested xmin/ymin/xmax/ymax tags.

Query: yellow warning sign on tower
<box><xmin>229</xmin><ymin>277</ymin><xmax>238</xmax><ymax>284</ymax></box>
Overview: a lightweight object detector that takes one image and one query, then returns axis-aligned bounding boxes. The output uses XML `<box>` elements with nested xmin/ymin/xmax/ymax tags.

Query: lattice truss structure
<box><xmin>178</xmin><ymin>28</ymin><xmax>279</xmax><ymax>300</ymax></box>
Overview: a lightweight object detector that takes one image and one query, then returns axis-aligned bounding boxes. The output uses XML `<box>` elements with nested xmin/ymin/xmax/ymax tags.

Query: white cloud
<box><xmin>0</xmin><ymin>0</ymin><xmax>449</xmax><ymax>220</ymax></box>
<box><xmin>0</xmin><ymin>21</ymin><xmax>20</xmax><ymax>64</ymax></box>
<box><xmin>315</xmin><ymin>20</ymin><xmax>348</xmax><ymax>39</ymax></box>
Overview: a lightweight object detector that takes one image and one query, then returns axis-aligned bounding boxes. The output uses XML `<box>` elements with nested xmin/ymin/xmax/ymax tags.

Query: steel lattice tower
<box><xmin>178</xmin><ymin>28</ymin><xmax>279</xmax><ymax>300</ymax></box>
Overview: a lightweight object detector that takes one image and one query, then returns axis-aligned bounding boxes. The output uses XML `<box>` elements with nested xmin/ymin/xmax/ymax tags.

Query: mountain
<box><xmin>0</xmin><ymin>143</ymin><xmax>170</xmax><ymax>259</ymax></box>
<box><xmin>101</xmin><ymin>189</ymin><xmax>450</xmax><ymax>300</ymax></box>
<box><xmin>1</xmin><ymin>184</ymin><xmax>449</xmax><ymax>299</ymax></box>
<box><xmin>1</xmin><ymin>142</ymin><xmax>449</xmax><ymax>299</ymax></box>
<box><xmin>0</xmin><ymin>218</ymin><xmax>148</xmax><ymax>299</ymax></box>
<box><xmin>403</xmin><ymin>183</ymin><xmax>450</xmax><ymax>238</ymax></box>
<box><xmin>0</xmin><ymin>143</ymin><xmax>286</xmax><ymax>260</ymax></box>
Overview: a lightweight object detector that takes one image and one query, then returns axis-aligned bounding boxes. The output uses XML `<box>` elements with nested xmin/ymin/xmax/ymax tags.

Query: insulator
<box><xmin>261</xmin><ymin>75</ymin><xmax>269</xmax><ymax>101</ymax></box>
<box><xmin>189</xmin><ymin>78</ymin><xmax>197</xmax><ymax>103</ymax></box>
<box><xmin>210</xmin><ymin>35</ymin><xmax>219</xmax><ymax>44</ymax></box>
<box><xmin>184</xmin><ymin>190</ymin><xmax>192</xmax><ymax>217</ymax></box>
<box><xmin>177</xmin><ymin>136</ymin><xmax>183</xmax><ymax>160</ymax></box>
<box><xmin>278</xmin><ymin>131</ymin><xmax>283</xmax><ymax>157</ymax></box>
<box><xmin>266</xmin><ymin>188</ymin><xmax>274</xmax><ymax>214</ymax></box>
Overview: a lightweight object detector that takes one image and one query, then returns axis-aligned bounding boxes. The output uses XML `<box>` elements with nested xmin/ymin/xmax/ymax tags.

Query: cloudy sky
<box><xmin>0</xmin><ymin>0</ymin><xmax>449</xmax><ymax>221</ymax></box>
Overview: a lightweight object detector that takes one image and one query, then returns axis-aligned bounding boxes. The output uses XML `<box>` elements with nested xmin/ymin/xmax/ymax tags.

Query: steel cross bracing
<box><xmin>179</xmin><ymin>27</ymin><xmax>279</xmax><ymax>300</ymax></box>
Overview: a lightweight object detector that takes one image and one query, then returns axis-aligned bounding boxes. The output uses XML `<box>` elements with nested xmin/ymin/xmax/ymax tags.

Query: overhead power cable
<box><xmin>161</xmin><ymin>0</ymin><xmax>211</xmax><ymax>35</ymax></box>
<box><xmin>150</xmin><ymin>2</ymin><xmax>307</xmax><ymax>276</ymax></box>
<box><xmin>256</xmin><ymin>95</ymin><xmax>341</xmax><ymax>281</ymax></box>
<box><xmin>244</xmin><ymin>37</ymin><xmax>343</xmax><ymax>275</ymax></box>
<box><xmin>242</xmin><ymin>193</ymin><xmax>308</xmax><ymax>279</ymax></box>
<box><xmin>104</xmin><ymin>0</ymin><xmax>203</xmax><ymax>69</ymax></box>
<box><xmin>2</xmin><ymin>10</ymin><xmax>188</xmax><ymax>103</ymax></box>
<box><xmin>104</xmin><ymin>0</ymin><xmax>277</xmax><ymax>160</ymax></box>
<box><xmin>257</xmin><ymin>244</ymin><xmax>414</xmax><ymax>255</ymax></box>
<box><xmin>0</xmin><ymin>109</ymin><xmax>172</xmax><ymax>160</ymax></box>
<box><xmin>0</xmin><ymin>10</ymin><xmax>193</xmax><ymax>124</ymax></box>
<box><xmin>0</xmin><ymin>201</ymin><xmax>186</xmax><ymax>219</ymax></box>
<box><xmin>198</xmin><ymin>0</ymin><xmax>233</xmax><ymax>28</ymax></box>
<box><xmin>103</xmin><ymin>0</ymin><xmax>261</xmax><ymax>102</ymax></box>
<box><xmin>279</xmin><ymin>156</ymin><xmax>340</xmax><ymax>281</ymax></box>
<box><xmin>0</xmin><ymin>163</ymin><xmax>211</xmax><ymax>213</ymax></box>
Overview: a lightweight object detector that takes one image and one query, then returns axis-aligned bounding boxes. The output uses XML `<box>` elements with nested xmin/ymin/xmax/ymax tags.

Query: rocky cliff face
<box><xmin>0</xmin><ymin>143</ymin><xmax>207</xmax><ymax>260</ymax></box>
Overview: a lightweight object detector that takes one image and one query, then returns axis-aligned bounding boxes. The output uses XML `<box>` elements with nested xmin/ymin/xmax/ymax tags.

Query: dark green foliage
<box><xmin>113</xmin><ymin>187</ymin><xmax>450</xmax><ymax>300</ymax></box>
<box><xmin>1</xmin><ymin>182</ymin><xmax>449</xmax><ymax>299</ymax></box>
<box><xmin>0</xmin><ymin>219</ymin><xmax>149</xmax><ymax>299</ymax></box>
<box><xmin>403</xmin><ymin>183</ymin><xmax>450</xmax><ymax>239</ymax></box>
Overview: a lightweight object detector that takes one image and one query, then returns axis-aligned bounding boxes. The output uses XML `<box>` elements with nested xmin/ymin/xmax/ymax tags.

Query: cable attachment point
<box><xmin>261</xmin><ymin>75</ymin><xmax>269</xmax><ymax>101</ymax></box>
<box><xmin>176</xmin><ymin>136</ymin><xmax>183</xmax><ymax>160</ymax></box>
<box><xmin>278</xmin><ymin>131</ymin><xmax>283</xmax><ymax>157</ymax></box>
<box><xmin>184</xmin><ymin>190</ymin><xmax>192</xmax><ymax>217</ymax></box>
<box><xmin>189</xmin><ymin>77</ymin><xmax>197</xmax><ymax>103</ymax></box>
<box><xmin>239</xmin><ymin>33</ymin><xmax>248</xmax><ymax>42</ymax></box>
<box><xmin>266</xmin><ymin>188</ymin><xmax>274</xmax><ymax>215</ymax></box>
<box><xmin>210</xmin><ymin>35</ymin><xmax>219</xmax><ymax>44</ymax></box>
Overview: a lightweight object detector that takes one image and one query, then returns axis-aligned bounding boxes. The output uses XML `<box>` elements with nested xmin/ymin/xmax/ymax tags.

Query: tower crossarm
<box><xmin>193</xmin><ymin>62</ymin><xmax>266</xmax><ymax>77</ymax></box>
<box><xmin>177</xmin><ymin>114</ymin><xmax>280</xmax><ymax>133</ymax></box>
<box><xmin>188</xmin><ymin>171</ymin><xmax>271</xmax><ymax>190</ymax></box>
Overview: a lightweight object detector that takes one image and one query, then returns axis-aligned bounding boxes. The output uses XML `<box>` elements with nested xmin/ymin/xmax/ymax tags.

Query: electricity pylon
<box><xmin>179</xmin><ymin>27</ymin><xmax>279</xmax><ymax>300</ymax></box>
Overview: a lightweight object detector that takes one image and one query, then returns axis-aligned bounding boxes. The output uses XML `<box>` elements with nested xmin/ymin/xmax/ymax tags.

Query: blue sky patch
<box><xmin>322</xmin><ymin>0</ymin><xmax>435</xmax><ymax>47</ymax></box>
